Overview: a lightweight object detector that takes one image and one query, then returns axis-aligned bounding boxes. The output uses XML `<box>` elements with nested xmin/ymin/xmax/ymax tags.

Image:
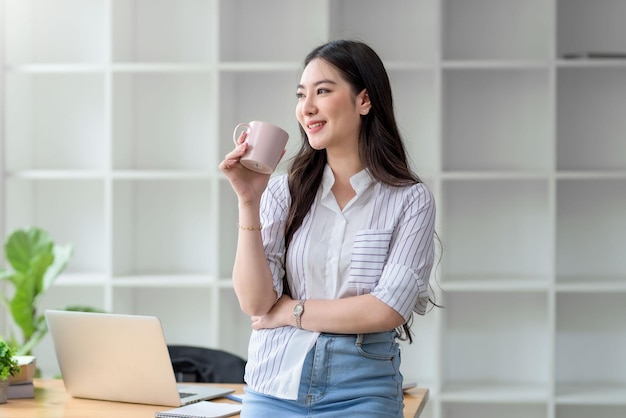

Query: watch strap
<box><xmin>294</xmin><ymin>300</ymin><xmax>305</xmax><ymax>330</ymax></box>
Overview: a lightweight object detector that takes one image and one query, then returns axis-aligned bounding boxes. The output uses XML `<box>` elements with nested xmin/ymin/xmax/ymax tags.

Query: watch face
<box><xmin>294</xmin><ymin>304</ymin><xmax>304</xmax><ymax>315</ymax></box>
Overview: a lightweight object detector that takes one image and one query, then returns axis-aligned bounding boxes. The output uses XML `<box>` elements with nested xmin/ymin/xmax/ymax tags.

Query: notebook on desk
<box><xmin>45</xmin><ymin>310</ymin><xmax>234</xmax><ymax>407</ymax></box>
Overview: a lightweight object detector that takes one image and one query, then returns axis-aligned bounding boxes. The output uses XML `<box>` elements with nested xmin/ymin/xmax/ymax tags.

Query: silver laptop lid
<box><xmin>45</xmin><ymin>310</ymin><xmax>232</xmax><ymax>406</ymax></box>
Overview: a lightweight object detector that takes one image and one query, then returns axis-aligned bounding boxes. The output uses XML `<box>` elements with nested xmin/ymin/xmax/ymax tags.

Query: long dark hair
<box><xmin>285</xmin><ymin>40</ymin><xmax>426</xmax><ymax>341</ymax></box>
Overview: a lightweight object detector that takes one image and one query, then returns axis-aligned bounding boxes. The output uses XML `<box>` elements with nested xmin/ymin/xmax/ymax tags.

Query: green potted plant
<box><xmin>0</xmin><ymin>227</ymin><xmax>101</xmax><ymax>357</ymax></box>
<box><xmin>0</xmin><ymin>338</ymin><xmax>20</xmax><ymax>404</ymax></box>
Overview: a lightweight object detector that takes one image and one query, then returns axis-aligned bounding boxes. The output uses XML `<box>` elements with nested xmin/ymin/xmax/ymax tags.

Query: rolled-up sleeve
<box><xmin>370</xmin><ymin>184</ymin><xmax>436</xmax><ymax>319</ymax></box>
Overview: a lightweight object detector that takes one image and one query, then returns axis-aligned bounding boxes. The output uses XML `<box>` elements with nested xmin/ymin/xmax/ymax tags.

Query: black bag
<box><xmin>167</xmin><ymin>345</ymin><xmax>246</xmax><ymax>383</ymax></box>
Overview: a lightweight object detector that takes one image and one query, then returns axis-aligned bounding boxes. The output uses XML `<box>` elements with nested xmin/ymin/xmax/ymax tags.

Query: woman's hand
<box><xmin>251</xmin><ymin>294</ymin><xmax>294</xmax><ymax>330</ymax></box>
<box><xmin>219</xmin><ymin>131</ymin><xmax>273</xmax><ymax>205</ymax></box>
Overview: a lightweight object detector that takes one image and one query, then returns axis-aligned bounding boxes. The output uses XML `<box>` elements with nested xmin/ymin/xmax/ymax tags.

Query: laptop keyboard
<box><xmin>179</xmin><ymin>392</ymin><xmax>196</xmax><ymax>399</ymax></box>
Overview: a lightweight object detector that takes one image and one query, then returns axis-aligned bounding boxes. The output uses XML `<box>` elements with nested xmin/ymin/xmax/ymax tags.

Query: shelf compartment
<box><xmin>557</xmin><ymin>67</ymin><xmax>626</xmax><ymax>171</ymax></box>
<box><xmin>112</xmin><ymin>0</ymin><xmax>216</xmax><ymax>63</ymax></box>
<box><xmin>112</xmin><ymin>287</ymin><xmax>216</xmax><ymax>347</ymax></box>
<box><xmin>5</xmin><ymin>178</ymin><xmax>106</xmax><ymax>273</ymax></box>
<box><xmin>557</xmin><ymin>405</ymin><xmax>626</xmax><ymax>418</ymax></box>
<box><xmin>556</xmin><ymin>293</ymin><xmax>626</xmax><ymax>397</ymax></box>
<box><xmin>442</xmin><ymin>402</ymin><xmax>547</xmax><ymax>418</ymax></box>
<box><xmin>443</xmin><ymin>0</ymin><xmax>551</xmax><ymax>61</ymax></box>
<box><xmin>329</xmin><ymin>0</ymin><xmax>439</xmax><ymax>64</ymax></box>
<box><xmin>4</xmin><ymin>0</ymin><xmax>107</xmax><ymax>64</ymax></box>
<box><xmin>218</xmin><ymin>71</ymin><xmax>302</xmax><ymax>173</ymax></box>
<box><xmin>556</xmin><ymin>179</ymin><xmax>626</xmax><ymax>282</ymax></box>
<box><xmin>442</xmin><ymin>68</ymin><xmax>552</xmax><ymax>171</ymax></box>
<box><xmin>388</xmin><ymin>69</ymin><xmax>439</xmax><ymax>174</ymax></box>
<box><xmin>442</xmin><ymin>292</ymin><xmax>550</xmax><ymax>396</ymax></box>
<box><xmin>219</xmin><ymin>0</ymin><xmax>324</xmax><ymax>63</ymax></box>
<box><xmin>111</xmin><ymin>179</ymin><xmax>215</xmax><ymax>276</ymax></box>
<box><xmin>112</xmin><ymin>72</ymin><xmax>216</xmax><ymax>170</ymax></box>
<box><xmin>557</xmin><ymin>383</ymin><xmax>626</xmax><ymax>406</ymax></box>
<box><xmin>441</xmin><ymin>179</ymin><xmax>551</xmax><ymax>282</ymax></box>
<box><xmin>5</xmin><ymin>73</ymin><xmax>106</xmax><ymax>170</ymax></box>
<box><xmin>557</xmin><ymin>0</ymin><xmax>626</xmax><ymax>60</ymax></box>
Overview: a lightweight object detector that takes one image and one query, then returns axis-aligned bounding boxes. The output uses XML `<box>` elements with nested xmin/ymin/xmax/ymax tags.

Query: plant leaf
<box><xmin>5</xmin><ymin>228</ymin><xmax>54</xmax><ymax>273</ymax></box>
<box><xmin>38</xmin><ymin>244</ymin><xmax>73</xmax><ymax>300</ymax></box>
<box><xmin>30</xmin><ymin>251</ymin><xmax>54</xmax><ymax>299</ymax></box>
<box><xmin>8</xmin><ymin>271</ymin><xmax>36</xmax><ymax>340</ymax></box>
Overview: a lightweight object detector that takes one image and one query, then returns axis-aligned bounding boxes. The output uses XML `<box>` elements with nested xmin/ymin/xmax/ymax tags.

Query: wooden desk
<box><xmin>3</xmin><ymin>379</ymin><xmax>428</xmax><ymax>417</ymax></box>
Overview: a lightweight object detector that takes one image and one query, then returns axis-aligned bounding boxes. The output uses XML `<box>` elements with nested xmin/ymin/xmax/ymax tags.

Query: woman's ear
<box><xmin>358</xmin><ymin>89</ymin><xmax>371</xmax><ymax>115</ymax></box>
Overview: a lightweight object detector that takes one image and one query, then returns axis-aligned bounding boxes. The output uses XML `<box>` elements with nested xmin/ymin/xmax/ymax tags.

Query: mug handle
<box><xmin>233</xmin><ymin>123</ymin><xmax>250</xmax><ymax>144</ymax></box>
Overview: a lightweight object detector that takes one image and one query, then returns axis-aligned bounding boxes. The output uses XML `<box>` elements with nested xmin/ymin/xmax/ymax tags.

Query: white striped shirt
<box><xmin>245</xmin><ymin>165</ymin><xmax>436</xmax><ymax>399</ymax></box>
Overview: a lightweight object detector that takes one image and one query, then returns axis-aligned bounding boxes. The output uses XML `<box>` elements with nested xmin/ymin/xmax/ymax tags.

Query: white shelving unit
<box><xmin>1</xmin><ymin>1</ymin><xmax>625</xmax><ymax>417</ymax></box>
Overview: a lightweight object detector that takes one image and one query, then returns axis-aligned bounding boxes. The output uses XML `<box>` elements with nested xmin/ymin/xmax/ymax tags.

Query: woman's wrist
<box><xmin>238</xmin><ymin>201</ymin><xmax>261</xmax><ymax>228</ymax></box>
<box><xmin>238</xmin><ymin>200</ymin><xmax>261</xmax><ymax>212</ymax></box>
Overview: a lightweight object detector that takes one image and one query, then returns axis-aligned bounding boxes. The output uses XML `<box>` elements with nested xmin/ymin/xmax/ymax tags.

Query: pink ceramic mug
<box><xmin>233</xmin><ymin>121</ymin><xmax>289</xmax><ymax>174</ymax></box>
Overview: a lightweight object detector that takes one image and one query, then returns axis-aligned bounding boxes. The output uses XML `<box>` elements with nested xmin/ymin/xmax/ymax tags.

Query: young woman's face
<box><xmin>295</xmin><ymin>58</ymin><xmax>370</xmax><ymax>153</ymax></box>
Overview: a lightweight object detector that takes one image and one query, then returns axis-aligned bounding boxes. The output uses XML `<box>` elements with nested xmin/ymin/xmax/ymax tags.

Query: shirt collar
<box><xmin>321</xmin><ymin>164</ymin><xmax>375</xmax><ymax>199</ymax></box>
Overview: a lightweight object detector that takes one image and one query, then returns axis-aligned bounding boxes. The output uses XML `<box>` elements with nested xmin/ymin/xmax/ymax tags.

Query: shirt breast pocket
<box><xmin>349</xmin><ymin>229</ymin><xmax>393</xmax><ymax>295</ymax></box>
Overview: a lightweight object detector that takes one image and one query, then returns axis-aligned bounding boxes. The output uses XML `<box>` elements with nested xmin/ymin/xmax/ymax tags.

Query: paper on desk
<box><xmin>155</xmin><ymin>400</ymin><xmax>242</xmax><ymax>418</ymax></box>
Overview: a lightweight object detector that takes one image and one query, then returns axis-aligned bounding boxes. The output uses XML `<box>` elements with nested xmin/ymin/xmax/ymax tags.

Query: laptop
<box><xmin>45</xmin><ymin>310</ymin><xmax>235</xmax><ymax>406</ymax></box>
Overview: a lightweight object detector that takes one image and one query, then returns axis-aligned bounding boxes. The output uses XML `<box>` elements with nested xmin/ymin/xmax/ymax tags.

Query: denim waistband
<box><xmin>319</xmin><ymin>330</ymin><xmax>399</xmax><ymax>344</ymax></box>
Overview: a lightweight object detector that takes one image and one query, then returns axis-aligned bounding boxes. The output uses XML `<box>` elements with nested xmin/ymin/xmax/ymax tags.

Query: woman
<box><xmin>219</xmin><ymin>40</ymin><xmax>436</xmax><ymax>417</ymax></box>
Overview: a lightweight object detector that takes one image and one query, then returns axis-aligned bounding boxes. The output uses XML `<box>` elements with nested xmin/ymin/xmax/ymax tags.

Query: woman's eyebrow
<box><xmin>296</xmin><ymin>79</ymin><xmax>338</xmax><ymax>90</ymax></box>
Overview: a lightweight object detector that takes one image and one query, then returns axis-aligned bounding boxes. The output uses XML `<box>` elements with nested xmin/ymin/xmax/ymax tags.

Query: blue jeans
<box><xmin>241</xmin><ymin>331</ymin><xmax>404</xmax><ymax>418</ymax></box>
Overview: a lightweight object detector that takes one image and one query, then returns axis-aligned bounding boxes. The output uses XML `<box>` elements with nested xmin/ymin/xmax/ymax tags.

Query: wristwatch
<box><xmin>293</xmin><ymin>300</ymin><xmax>305</xmax><ymax>330</ymax></box>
